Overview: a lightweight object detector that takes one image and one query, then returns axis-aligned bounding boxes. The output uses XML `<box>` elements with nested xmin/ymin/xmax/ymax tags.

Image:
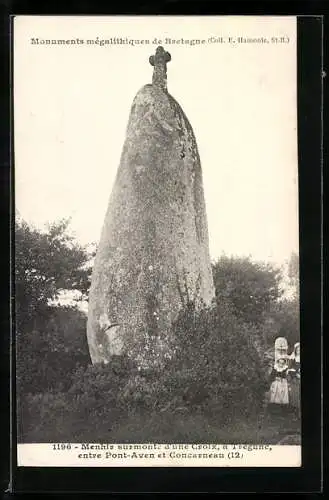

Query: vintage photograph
<box><xmin>14</xmin><ymin>16</ymin><xmax>300</xmax><ymax>464</ymax></box>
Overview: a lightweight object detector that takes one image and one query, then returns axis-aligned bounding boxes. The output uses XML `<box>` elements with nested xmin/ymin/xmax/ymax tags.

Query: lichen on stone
<box><xmin>87</xmin><ymin>49</ymin><xmax>215</xmax><ymax>367</ymax></box>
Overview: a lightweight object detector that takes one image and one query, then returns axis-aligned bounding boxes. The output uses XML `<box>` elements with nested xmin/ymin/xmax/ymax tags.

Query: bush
<box><xmin>16</xmin><ymin>306</ymin><xmax>91</xmax><ymax>398</ymax></box>
<box><xmin>18</xmin><ymin>302</ymin><xmax>269</xmax><ymax>443</ymax></box>
<box><xmin>162</xmin><ymin>300</ymin><xmax>268</xmax><ymax>423</ymax></box>
<box><xmin>19</xmin><ymin>355</ymin><xmax>137</xmax><ymax>442</ymax></box>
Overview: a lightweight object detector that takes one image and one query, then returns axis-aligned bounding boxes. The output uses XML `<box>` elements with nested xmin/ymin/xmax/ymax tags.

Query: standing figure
<box><xmin>269</xmin><ymin>357</ymin><xmax>289</xmax><ymax>413</ymax></box>
<box><xmin>274</xmin><ymin>336</ymin><xmax>288</xmax><ymax>362</ymax></box>
<box><xmin>287</xmin><ymin>342</ymin><xmax>301</xmax><ymax>418</ymax></box>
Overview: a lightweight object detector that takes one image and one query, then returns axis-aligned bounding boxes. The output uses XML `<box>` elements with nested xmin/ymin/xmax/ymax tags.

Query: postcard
<box><xmin>14</xmin><ymin>15</ymin><xmax>300</xmax><ymax>467</ymax></box>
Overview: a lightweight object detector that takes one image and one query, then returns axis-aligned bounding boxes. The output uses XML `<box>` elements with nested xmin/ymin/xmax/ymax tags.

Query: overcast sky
<box><xmin>14</xmin><ymin>16</ymin><xmax>298</xmax><ymax>265</ymax></box>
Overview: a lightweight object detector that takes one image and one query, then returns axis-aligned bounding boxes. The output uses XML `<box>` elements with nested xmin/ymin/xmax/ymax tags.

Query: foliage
<box><xmin>18</xmin><ymin>301</ymin><xmax>269</xmax><ymax>442</ymax></box>
<box><xmin>166</xmin><ymin>300</ymin><xmax>268</xmax><ymax>418</ymax></box>
<box><xmin>19</xmin><ymin>356</ymin><xmax>137</xmax><ymax>443</ymax></box>
<box><xmin>212</xmin><ymin>256</ymin><xmax>283</xmax><ymax>325</ymax></box>
<box><xmin>15</xmin><ymin>218</ymin><xmax>299</xmax><ymax>443</ymax></box>
<box><xmin>15</xmin><ymin>217</ymin><xmax>94</xmax><ymax>397</ymax></box>
<box><xmin>15</xmin><ymin>217</ymin><xmax>94</xmax><ymax>329</ymax></box>
<box><xmin>263</xmin><ymin>298</ymin><xmax>300</xmax><ymax>347</ymax></box>
<box><xmin>19</xmin><ymin>389</ymin><xmax>298</xmax><ymax>444</ymax></box>
<box><xmin>16</xmin><ymin>306</ymin><xmax>91</xmax><ymax>395</ymax></box>
<box><xmin>287</xmin><ymin>252</ymin><xmax>299</xmax><ymax>298</ymax></box>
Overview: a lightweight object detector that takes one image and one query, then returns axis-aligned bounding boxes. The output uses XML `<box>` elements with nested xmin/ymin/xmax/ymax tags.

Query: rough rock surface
<box><xmin>87</xmin><ymin>47</ymin><xmax>215</xmax><ymax>366</ymax></box>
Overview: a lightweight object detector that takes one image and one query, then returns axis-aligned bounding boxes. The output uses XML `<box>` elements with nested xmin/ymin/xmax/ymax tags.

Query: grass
<box><xmin>19</xmin><ymin>405</ymin><xmax>300</xmax><ymax>444</ymax></box>
<box><xmin>108</xmin><ymin>409</ymin><xmax>300</xmax><ymax>444</ymax></box>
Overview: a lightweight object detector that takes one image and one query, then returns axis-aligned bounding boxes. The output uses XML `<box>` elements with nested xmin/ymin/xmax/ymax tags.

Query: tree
<box><xmin>15</xmin><ymin>217</ymin><xmax>94</xmax><ymax>329</ymax></box>
<box><xmin>15</xmin><ymin>217</ymin><xmax>94</xmax><ymax>398</ymax></box>
<box><xmin>287</xmin><ymin>252</ymin><xmax>299</xmax><ymax>299</ymax></box>
<box><xmin>267</xmin><ymin>299</ymin><xmax>299</xmax><ymax>346</ymax></box>
<box><xmin>212</xmin><ymin>255</ymin><xmax>283</xmax><ymax>325</ymax></box>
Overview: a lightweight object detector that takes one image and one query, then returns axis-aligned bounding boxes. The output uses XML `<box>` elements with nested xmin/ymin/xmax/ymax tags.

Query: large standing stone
<box><xmin>87</xmin><ymin>46</ymin><xmax>215</xmax><ymax>366</ymax></box>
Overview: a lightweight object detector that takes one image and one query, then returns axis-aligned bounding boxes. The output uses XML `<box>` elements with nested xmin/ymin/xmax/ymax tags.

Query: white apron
<box><xmin>270</xmin><ymin>376</ymin><xmax>289</xmax><ymax>405</ymax></box>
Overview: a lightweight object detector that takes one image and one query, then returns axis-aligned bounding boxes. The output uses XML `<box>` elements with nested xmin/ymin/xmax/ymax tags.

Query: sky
<box><xmin>14</xmin><ymin>16</ymin><xmax>299</xmax><ymax>266</ymax></box>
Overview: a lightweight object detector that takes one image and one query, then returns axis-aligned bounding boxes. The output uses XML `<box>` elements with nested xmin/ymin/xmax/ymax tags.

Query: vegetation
<box><xmin>212</xmin><ymin>255</ymin><xmax>283</xmax><ymax>325</ymax></box>
<box><xmin>15</xmin><ymin>217</ymin><xmax>93</xmax><ymax>326</ymax></box>
<box><xmin>16</xmin><ymin>217</ymin><xmax>300</xmax><ymax>443</ymax></box>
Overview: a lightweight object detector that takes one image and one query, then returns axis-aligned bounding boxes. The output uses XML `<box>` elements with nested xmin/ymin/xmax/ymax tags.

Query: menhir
<box><xmin>87</xmin><ymin>46</ymin><xmax>215</xmax><ymax>367</ymax></box>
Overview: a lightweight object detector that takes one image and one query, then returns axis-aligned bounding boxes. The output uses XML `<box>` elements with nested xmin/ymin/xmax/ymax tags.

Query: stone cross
<box><xmin>149</xmin><ymin>46</ymin><xmax>171</xmax><ymax>92</ymax></box>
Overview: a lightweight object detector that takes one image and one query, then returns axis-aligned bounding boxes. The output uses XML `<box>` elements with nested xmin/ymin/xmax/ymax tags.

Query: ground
<box><xmin>19</xmin><ymin>402</ymin><xmax>301</xmax><ymax>444</ymax></box>
<box><xmin>107</xmin><ymin>410</ymin><xmax>301</xmax><ymax>445</ymax></box>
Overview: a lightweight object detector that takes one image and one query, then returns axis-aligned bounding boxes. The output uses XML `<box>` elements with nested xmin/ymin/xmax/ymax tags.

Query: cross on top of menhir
<box><xmin>149</xmin><ymin>46</ymin><xmax>171</xmax><ymax>92</ymax></box>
